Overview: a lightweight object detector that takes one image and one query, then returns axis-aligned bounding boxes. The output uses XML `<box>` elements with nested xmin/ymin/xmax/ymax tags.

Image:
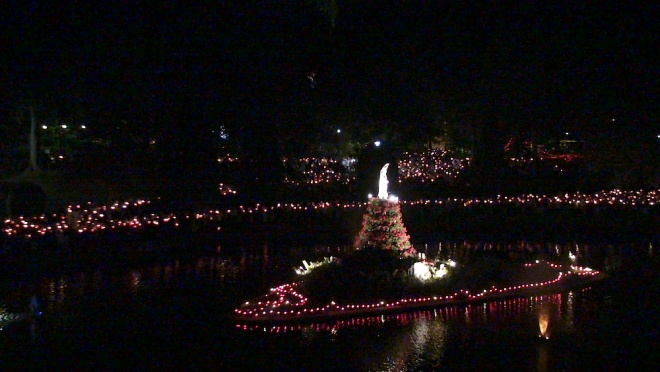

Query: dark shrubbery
<box><xmin>0</xmin><ymin>182</ymin><xmax>47</xmax><ymax>217</ymax></box>
<box><xmin>299</xmin><ymin>246</ymin><xmax>415</xmax><ymax>303</ymax></box>
<box><xmin>299</xmin><ymin>250</ymin><xmax>561</xmax><ymax>304</ymax></box>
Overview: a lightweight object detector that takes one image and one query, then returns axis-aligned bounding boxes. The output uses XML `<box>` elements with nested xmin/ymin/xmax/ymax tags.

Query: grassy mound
<box><xmin>299</xmin><ymin>247</ymin><xmax>414</xmax><ymax>304</ymax></box>
<box><xmin>298</xmin><ymin>249</ymin><xmax>560</xmax><ymax>305</ymax></box>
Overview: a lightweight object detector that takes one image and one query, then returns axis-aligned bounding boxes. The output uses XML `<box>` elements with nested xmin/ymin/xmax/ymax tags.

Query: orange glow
<box><xmin>538</xmin><ymin>305</ymin><xmax>551</xmax><ymax>339</ymax></box>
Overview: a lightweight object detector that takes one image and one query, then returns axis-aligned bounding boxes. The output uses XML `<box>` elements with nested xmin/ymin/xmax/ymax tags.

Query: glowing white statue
<box><xmin>378</xmin><ymin>163</ymin><xmax>389</xmax><ymax>199</ymax></box>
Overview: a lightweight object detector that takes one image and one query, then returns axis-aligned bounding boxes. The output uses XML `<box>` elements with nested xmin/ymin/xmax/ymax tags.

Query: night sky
<box><xmin>2</xmin><ymin>1</ymin><xmax>658</xmax><ymax>142</ymax></box>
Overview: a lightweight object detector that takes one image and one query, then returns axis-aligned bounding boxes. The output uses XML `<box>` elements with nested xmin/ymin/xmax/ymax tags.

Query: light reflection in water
<box><xmin>0</xmin><ymin>306</ymin><xmax>24</xmax><ymax>329</ymax></box>
<box><xmin>56</xmin><ymin>279</ymin><xmax>67</xmax><ymax>304</ymax></box>
<box><xmin>0</xmin><ymin>242</ymin><xmax>646</xmax><ymax>357</ymax></box>
<box><xmin>0</xmin><ymin>239</ymin><xmax>651</xmax><ymax>372</ymax></box>
<box><xmin>236</xmin><ymin>293</ymin><xmax>577</xmax><ymax>370</ymax></box>
<box><xmin>538</xmin><ymin>309</ymin><xmax>550</xmax><ymax>339</ymax></box>
<box><xmin>7</xmin><ymin>256</ymin><xmax>239</xmax><ymax>312</ymax></box>
<box><xmin>409</xmin><ymin>317</ymin><xmax>448</xmax><ymax>370</ymax></box>
<box><xmin>537</xmin><ymin>342</ymin><xmax>549</xmax><ymax>372</ymax></box>
<box><xmin>565</xmin><ymin>291</ymin><xmax>575</xmax><ymax>330</ymax></box>
<box><xmin>237</xmin><ymin>293</ymin><xmax>567</xmax><ymax>333</ymax></box>
<box><xmin>130</xmin><ymin>270</ymin><xmax>142</xmax><ymax>292</ymax></box>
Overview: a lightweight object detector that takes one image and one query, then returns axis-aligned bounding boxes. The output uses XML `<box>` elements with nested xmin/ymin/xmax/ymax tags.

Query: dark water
<box><xmin>0</xmin><ymin>241</ymin><xmax>657</xmax><ymax>371</ymax></box>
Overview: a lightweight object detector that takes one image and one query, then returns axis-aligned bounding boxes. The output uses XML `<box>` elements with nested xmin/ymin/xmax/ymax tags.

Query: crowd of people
<box><xmin>219</xmin><ymin>151</ymin><xmax>472</xmax><ymax>189</ymax></box>
<box><xmin>398</xmin><ymin>149</ymin><xmax>470</xmax><ymax>183</ymax></box>
<box><xmin>282</xmin><ymin>157</ymin><xmax>356</xmax><ymax>186</ymax></box>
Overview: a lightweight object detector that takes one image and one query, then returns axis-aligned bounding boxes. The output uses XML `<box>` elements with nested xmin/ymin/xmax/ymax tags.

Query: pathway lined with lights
<box><xmin>2</xmin><ymin>189</ymin><xmax>657</xmax><ymax>239</ymax></box>
<box><xmin>232</xmin><ymin>261</ymin><xmax>603</xmax><ymax>322</ymax></box>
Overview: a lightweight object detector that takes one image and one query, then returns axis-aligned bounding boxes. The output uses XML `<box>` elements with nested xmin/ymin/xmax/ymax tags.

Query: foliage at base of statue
<box><xmin>294</xmin><ymin>256</ymin><xmax>338</xmax><ymax>275</ymax></box>
<box><xmin>298</xmin><ymin>251</ymin><xmax>561</xmax><ymax>304</ymax></box>
<box><xmin>299</xmin><ymin>246</ymin><xmax>415</xmax><ymax>303</ymax></box>
<box><xmin>354</xmin><ymin>198</ymin><xmax>412</xmax><ymax>252</ymax></box>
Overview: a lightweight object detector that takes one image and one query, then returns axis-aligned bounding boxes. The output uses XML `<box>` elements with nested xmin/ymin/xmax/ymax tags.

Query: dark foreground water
<box><xmin>1</xmin><ymin>240</ymin><xmax>657</xmax><ymax>371</ymax></box>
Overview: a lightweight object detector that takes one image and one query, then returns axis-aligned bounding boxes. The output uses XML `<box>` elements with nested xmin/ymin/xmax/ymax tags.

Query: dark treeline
<box><xmin>1</xmin><ymin>1</ymin><xmax>658</xmax><ymax>206</ymax></box>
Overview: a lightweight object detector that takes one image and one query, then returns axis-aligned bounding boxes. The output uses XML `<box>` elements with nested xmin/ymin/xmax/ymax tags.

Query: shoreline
<box><xmin>232</xmin><ymin>263</ymin><xmax>605</xmax><ymax>323</ymax></box>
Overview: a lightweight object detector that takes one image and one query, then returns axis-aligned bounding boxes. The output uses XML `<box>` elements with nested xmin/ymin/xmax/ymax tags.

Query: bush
<box><xmin>299</xmin><ymin>246</ymin><xmax>414</xmax><ymax>303</ymax></box>
<box><xmin>299</xmin><ymin>250</ymin><xmax>563</xmax><ymax>304</ymax></box>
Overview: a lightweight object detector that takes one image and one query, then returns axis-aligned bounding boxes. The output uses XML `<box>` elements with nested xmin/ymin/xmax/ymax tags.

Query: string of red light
<box><xmin>235</xmin><ymin>289</ymin><xmax>601</xmax><ymax>333</ymax></box>
<box><xmin>2</xmin><ymin>189</ymin><xmax>657</xmax><ymax>239</ymax></box>
<box><xmin>233</xmin><ymin>261</ymin><xmax>599</xmax><ymax>320</ymax></box>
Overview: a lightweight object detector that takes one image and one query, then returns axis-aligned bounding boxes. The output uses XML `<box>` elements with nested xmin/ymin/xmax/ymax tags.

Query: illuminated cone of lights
<box><xmin>354</xmin><ymin>198</ymin><xmax>412</xmax><ymax>253</ymax></box>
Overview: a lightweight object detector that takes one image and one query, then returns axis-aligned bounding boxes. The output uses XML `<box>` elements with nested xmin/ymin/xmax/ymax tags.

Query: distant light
<box><xmin>374</xmin><ymin>141</ymin><xmax>381</xmax><ymax>147</ymax></box>
<box><xmin>368</xmin><ymin>193</ymin><xmax>373</xmax><ymax>199</ymax></box>
<box><xmin>565</xmin><ymin>132</ymin><xmax>569</xmax><ymax>136</ymax></box>
<box><xmin>42</xmin><ymin>125</ymin><xmax>47</xmax><ymax>129</ymax></box>
<box><xmin>81</xmin><ymin>125</ymin><xmax>86</xmax><ymax>129</ymax></box>
<box><xmin>611</xmin><ymin>118</ymin><xmax>616</xmax><ymax>122</ymax></box>
<box><xmin>336</xmin><ymin>129</ymin><xmax>341</xmax><ymax>133</ymax></box>
<box><xmin>61</xmin><ymin>125</ymin><xmax>67</xmax><ymax>129</ymax></box>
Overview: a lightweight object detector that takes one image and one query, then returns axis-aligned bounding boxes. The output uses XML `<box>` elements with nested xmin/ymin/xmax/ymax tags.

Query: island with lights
<box><xmin>232</xmin><ymin>165</ymin><xmax>605</xmax><ymax>322</ymax></box>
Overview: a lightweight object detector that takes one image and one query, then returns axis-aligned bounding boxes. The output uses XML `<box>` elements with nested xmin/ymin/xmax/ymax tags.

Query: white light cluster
<box><xmin>412</xmin><ymin>261</ymin><xmax>448</xmax><ymax>281</ymax></box>
<box><xmin>294</xmin><ymin>257</ymin><xmax>337</xmax><ymax>275</ymax></box>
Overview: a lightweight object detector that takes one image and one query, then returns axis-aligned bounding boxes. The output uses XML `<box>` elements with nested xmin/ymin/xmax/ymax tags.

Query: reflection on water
<box><xmin>236</xmin><ymin>272</ymin><xmax>629</xmax><ymax>371</ymax></box>
<box><xmin>378</xmin><ymin>317</ymin><xmax>449</xmax><ymax>371</ymax></box>
<box><xmin>538</xmin><ymin>306</ymin><xmax>550</xmax><ymax>339</ymax></box>
<box><xmin>537</xmin><ymin>342</ymin><xmax>550</xmax><ymax>372</ymax></box>
<box><xmin>0</xmin><ymin>240</ymin><xmax>644</xmax><ymax>324</ymax></box>
<box><xmin>0</xmin><ymin>306</ymin><xmax>24</xmax><ymax>330</ymax></box>
<box><xmin>565</xmin><ymin>291</ymin><xmax>575</xmax><ymax>330</ymax></box>
<box><xmin>0</xmin><ymin>240</ymin><xmax>655</xmax><ymax>370</ymax></box>
<box><xmin>236</xmin><ymin>293</ymin><xmax>573</xmax><ymax>333</ymax></box>
<box><xmin>1</xmin><ymin>255</ymin><xmax>242</xmax><ymax>318</ymax></box>
<box><xmin>236</xmin><ymin>291</ymin><xmax>593</xmax><ymax>371</ymax></box>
